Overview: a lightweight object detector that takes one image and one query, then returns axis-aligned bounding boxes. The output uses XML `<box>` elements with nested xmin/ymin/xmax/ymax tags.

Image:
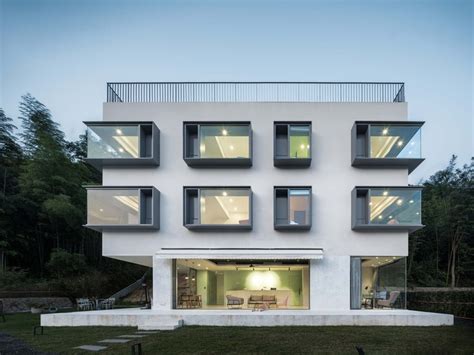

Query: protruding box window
<box><xmin>85</xmin><ymin>121</ymin><xmax>159</xmax><ymax>168</ymax></box>
<box><xmin>85</xmin><ymin>186</ymin><xmax>159</xmax><ymax>231</ymax></box>
<box><xmin>351</xmin><ymin>121</ymin><xmax>424</xmax><ymax>173</ymax></box>
<box><xmin>274</xmin><ymin>122</ymin><xmax>311</xmax><ymax>167</ymax></box>
<box><xmin>274</xmin><ymin>187</ymin><xmax>312</xmax><ymax>230</ymax></box>
<box><xmin>183</xmin><ymin>122</ymin><xmax>252</xmax><ymax>167</ymax></box>
<box><xmin>352</xmin><ymin>186</ymin><xmax>423</xmax><ymax>232</ymax></box>
<box><xmin>184</xmin><ymin>187</ymin><xmax>252</xmax><ymax>230</ymax></box>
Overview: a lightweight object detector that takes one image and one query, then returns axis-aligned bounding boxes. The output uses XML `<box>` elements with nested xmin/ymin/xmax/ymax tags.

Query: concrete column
<box><xmin>310</xmin><ymin>256</ymin><xmax>350</xmax><ymax>310</ymax></box>
<box><xmin>152</xmin><ymin>257</ymin><xmax>173</xmax><ymax>310</ymax></box>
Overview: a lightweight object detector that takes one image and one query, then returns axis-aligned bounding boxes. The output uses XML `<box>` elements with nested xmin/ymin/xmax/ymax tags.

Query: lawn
<box><xmin>0</xmin><ymin>312</ymin><xmax>472</xmax><ymax>354</ymax></box>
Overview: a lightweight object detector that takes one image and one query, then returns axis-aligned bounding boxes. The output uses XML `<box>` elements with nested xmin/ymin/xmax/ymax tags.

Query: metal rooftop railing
<box><xmin>106</xmin><ymin>82</ymin><xmax>405</xmax><ymax>103</ymax></box>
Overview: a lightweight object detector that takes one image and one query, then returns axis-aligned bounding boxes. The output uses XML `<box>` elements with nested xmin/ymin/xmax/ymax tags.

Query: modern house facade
<box><xmin>42</xmin><ymin>82</ymin><xmax>453</xmax><ymax>328</ymax></box>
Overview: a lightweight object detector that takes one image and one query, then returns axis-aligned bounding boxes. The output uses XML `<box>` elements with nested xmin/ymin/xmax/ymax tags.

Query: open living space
<box><xmin>42</xmin><ymin>82</ymin><xmax>453</xmax><ymax>329</ymax></box>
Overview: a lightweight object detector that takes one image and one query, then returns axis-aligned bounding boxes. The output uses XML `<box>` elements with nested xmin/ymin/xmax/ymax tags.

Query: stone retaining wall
<box><xmin>1</xmin><ymin>297</ymin><xmax>73</xmax><ymax>313</ymax></box>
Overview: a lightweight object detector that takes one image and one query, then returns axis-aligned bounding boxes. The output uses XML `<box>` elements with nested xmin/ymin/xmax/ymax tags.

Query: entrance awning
<box><xmin>155</xmin><ymin>248</ymin><xmax>323</xmax><ymax>260</ymax></box>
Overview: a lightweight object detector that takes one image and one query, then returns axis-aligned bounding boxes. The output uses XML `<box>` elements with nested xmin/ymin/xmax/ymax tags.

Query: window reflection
<box><xmin>87</xmin><ymin>126</ymin><xmax>139</xmax><ymax>159</ymax></box>
<box><xmin>87</xmin><ymin>189</ymin><xmax>140</xmax><ymax>225</ymax></box>
<box><xmin>200</xmin><ymin>189</ymin><xmax>250</xmax><ymax>225</ymax></box>
<box><xmin>369</xmin><ymin>189</ymin><xmax>421</xmax><ymax>225</ymax></box>
<box><xmin>370</xmin><ymin>125</ymin><xmax>421</xmax><ymax>159</ymax></box>
<box><xmin>289</xmin><ymin>126</ymin><xmax>310</xmax><ymax>158</ymax></box>
<box><xmin>200</xmin><ymin>125</ymin><xmax>250</xmax><ymax>159</ymax></box>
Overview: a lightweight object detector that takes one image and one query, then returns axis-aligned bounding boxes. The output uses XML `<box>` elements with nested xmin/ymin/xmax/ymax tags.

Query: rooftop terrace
<box><xmin>106</xmin><ymin>82</ymin><xmax>405</xmax><ymax>103</ymax></box>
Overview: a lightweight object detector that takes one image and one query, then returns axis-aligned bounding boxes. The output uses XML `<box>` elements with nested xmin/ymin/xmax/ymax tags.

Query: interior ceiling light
<box><xmin>229</xmin><ymin>145</ymin><xmax>234</xmax><ymax>150</ymax></box>
<box><xmin>114</xmin><ymin>195</ymin><xmax>139</xmax><ymax>211</ymax></box>
<box><xmin>222</xmin><ymin>129</ymin><xmax>228</xmax><ymax>136</ymax></box>
<box><xmin>222</xmin><ymin>191</ymin><xmax>228</xmax><ymax>196</ymax></box>
<box><xmin>112</xmin><ymin>136</ymin><xmax>139</xmax><ymax>158</ymax></box>
<box><xmin>397</xmin><ymin>199</ymin><xmax>403</xmax><ymax>205</ymax></box>
<box><xmin>397</xmin><ymin>141</ymin><xmax>404</xmax><ymax>147</ymax></box>
<box><xmin>116</xmin><ymin>128</ymin><xmax>122</xmax><ymax>135</ymax></box>
<box><xmin>383</xmin><ymin>191</ymin><xmax>388</xmax><ymax>196</ymax></box>
<box><xmin>382</xmin><ymin>128</ymin><xmax>388</xmax><ymax>135</ymax></box>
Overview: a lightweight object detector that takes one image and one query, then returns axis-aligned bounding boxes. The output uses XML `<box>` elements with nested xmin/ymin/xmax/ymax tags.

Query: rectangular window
<box><xmin>184</xmin><ymin>122</ymin><xmax>252</xmax><ymax>167</ymax></box>
<box><xmin>87</xmin><ymin>125</ymin><xmax>140</xmax><ymax>159</ymax></box>
<box><xmin>175</xmin><ymin>259</ymin><xmax>310</xmax><ymax>310</ymax></box>
<box><xmin>369</xmin><ymin>188</ymin><xmax>421</xmax><ymax>225</ymax></box>
<box><xmin>369</xmin><ymin>124</ymin><xmax>421</xmax><ymax>159</ymax></box>
<box><xmin>184</xmin><ymin>187</ymin><xmax>252</xmax><ymax>230</ymax></box>
<box><xmin>85</xmin><ymin>122</ymin><xmax>159</xmax><ymax>167</ymax></box>
<box><xmin>352</xmin><ymin>187</ymin><xmax>422</xmax><ymax>232</ymax></box>
<box><xmin>274</xmin><ymin>122</ymin><xmax>312</xmax><ymax>167</ymax></box>
<box><xmin>274</xmin><ymin>187</ymin><xmax>311</xmax><ymax>230</ymax></box>
<box><xmin>351</xmin><ymin>256</ymin><xmax>406</xmax><ymax>310</ymax></box>
<box><xmin>351</xmin><ymin>121</ymin><xmax>424</xmax><ymax>173</ymax></box>
<box><xmin>86</xmin><ymin>187</ymin><xmax>159</xmax><ymax>231</ymax></box>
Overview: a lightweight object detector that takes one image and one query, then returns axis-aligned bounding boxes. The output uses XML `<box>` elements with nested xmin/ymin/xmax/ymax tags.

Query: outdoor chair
<box><xmin>226</xmin><ymin>295</ymin><xmax>244</xmax><ymax>309</ymax></box>
<box><xmin>377</xmin><ymin>291</ymin><xmax>400</xmax><ymax>309</ymax></box>
<box><xmin>100</xmin><ymin>298</ymin><xmax>115</xmax><ymax>310</ymax></box>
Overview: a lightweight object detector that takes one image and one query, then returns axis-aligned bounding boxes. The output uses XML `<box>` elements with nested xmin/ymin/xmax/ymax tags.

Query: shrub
<box><xmin>46</xmin><ymin>249</ymin><xmax>89</xmax><ymax>279</ymax></box>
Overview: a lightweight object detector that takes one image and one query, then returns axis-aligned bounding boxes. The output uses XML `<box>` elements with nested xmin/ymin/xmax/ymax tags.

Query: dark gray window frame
<box><xmin>183</xmin><ymin>122</ymin><xmax>253</xmax><ymax>168</ymax></box>
<box><xmin>351</xmin><ymin>186</ymin><xmax>424</xmax><ymax>232</ymax></box>
<box><xmin>84</xmin><ymin>185</ymin><xmax>160</xmax><ymax>232</ymax></box>
<box><xmin>274</xmin><ymin>186</ymin><xmax>312</xmax><ymax>230</ymax></box>
<box><xmin>351</xmin><ymin>121</ymin><xmax>424</xmax><ymax>174</ymax></box>
<box><xmin>84</xmin><ymin>121</ymin><xmax>160</xmax><ymax>169</ymax></box>
<box><xmin>273</xmin><ymin>121</ymin><xmax>312</xmax><ymax>168</ymax></box>
<box><xmin>183</xmin><ymin>186</ymin><xmax>253</xmax><ymax>231</ymax></box>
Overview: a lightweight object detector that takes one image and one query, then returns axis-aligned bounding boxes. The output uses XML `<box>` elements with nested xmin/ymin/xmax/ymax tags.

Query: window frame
<box><xmin>183</xmin><ymin>122</ymin><xmax>253</xmax><ymax>167</ymax></box>
<box><xmin>84</xmin><ymin>121</ymin><xmax>160</xmax><ymax>169</ymax></box>
<box><xmin>274</xmin><ymin>186</ymin><xmax>312</xmax><ymax>230</ymax></box>
<box><xmin>273</xmin><ymin>121</ymin><xmax>312</xmax><ymax>167</ymax></box>
<box><xmin>85</xmin><ymin>185</ymin><xmax>160</xmax><ymax>231</ymax></box>
<box><xmin>183</xmin><ymin>186</ymin><xmax>253</xmax><ymax>231</ymax></box>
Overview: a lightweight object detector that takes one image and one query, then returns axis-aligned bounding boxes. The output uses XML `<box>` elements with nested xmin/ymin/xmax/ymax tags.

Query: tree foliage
<box><xmin>408</xmin><ymin>156</ymin><xmax>474</xmax><ymax>287</ymax></box>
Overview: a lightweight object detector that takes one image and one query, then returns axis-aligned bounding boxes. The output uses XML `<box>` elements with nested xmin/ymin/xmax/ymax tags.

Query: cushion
<box><xmin>249</xmin><ymin>295</ymin><xmax>263</xmax><ymax>301</ymax></box>
<box><xmin>262</xmin><ymin>295</ymin><xmax>275</xmax><ymax>302</ymax></box>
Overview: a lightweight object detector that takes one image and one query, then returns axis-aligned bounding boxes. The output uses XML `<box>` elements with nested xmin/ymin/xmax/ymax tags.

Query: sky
<box><xmin>1</xmin><ymin>0</ymin><xmax>472</xmax><ymax>182</ymax></box>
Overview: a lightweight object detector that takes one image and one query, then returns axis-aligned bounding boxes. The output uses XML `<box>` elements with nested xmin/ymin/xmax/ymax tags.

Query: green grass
<box><xmin>0</xmin><ymin>312</ymin><xmax>473</xmax><ymax>354</ymax></box>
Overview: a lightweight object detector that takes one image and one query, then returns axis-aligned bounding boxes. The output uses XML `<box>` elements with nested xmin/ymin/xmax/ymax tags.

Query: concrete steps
<box><xmin>138</xmin><ymin>317</ymin><xmax>183</xmax><ymax>331</ymax></box>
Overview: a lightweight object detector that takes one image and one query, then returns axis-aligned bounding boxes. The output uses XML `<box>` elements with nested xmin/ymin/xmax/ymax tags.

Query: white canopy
<box><xmin>155</xmin><ymin>248</ymin><xmax>323</xmax><ymax>260</ymax></box>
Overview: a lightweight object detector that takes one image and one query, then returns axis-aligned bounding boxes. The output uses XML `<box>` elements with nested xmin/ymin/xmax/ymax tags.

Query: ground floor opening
<box><xmin>174</xmin><ymin>259</ymin><xmax>310</xmax><ymax>310</ymax></box>
<box><xmin>351</xmin><ymin>256</ymin><xmax>406</xmax><ymax>310</ymax></box>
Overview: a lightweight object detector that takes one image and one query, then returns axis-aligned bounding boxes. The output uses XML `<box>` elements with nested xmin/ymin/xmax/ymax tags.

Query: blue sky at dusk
<box><xmin>1</xmin><ymin>0</ymin><xmax>472</xmax><ymax>182</ymax></box>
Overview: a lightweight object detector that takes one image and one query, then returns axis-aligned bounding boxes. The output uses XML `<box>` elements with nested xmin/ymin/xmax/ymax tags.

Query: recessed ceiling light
<box><xmin>397</xmin><ymin>141</ymin><xmax>404</xmax><ymax>147</ymax></box>
<box><xmin>383</xmin><ymin>191</ymin><xmax>388</xmax><ymax>196</ymax></box>
<box><xmin>99</xmin><ymin>208</ymin><xmax>104</xmax><ymax>212</ymax></box>
<box><xmin>118</xmin><ymin>148</ymin><xmax>124</xmax><ymax>153</ymax></box>
<box><xmin>378</xmin><ymin>215</ymin><xmax>383</xmax><ymax>219</ymax></box>
<box><xmin>389</xmin><ymin>215</ymin><xmax>393</xmax><ymax>219</ymax></box>
<box><xmin>200</xmin><ymin>144</ymin><xmax>206</xmax><ymax>152</ymax></box>
<box><xmin>300</xmin><ymin>144</ymin><xmax>305</xmax><ymax>150</ymax></box>
<box><xmin>409</xmin><ymin>200</ymin><xmax>414</xmax><ymax>204</ymax></box>
<box><xmin>222</xmin><ymin>191</ymin><xmax>228</xmax><ymax>196</ymax></box>
<box><xmin>222</xmin><ymin>129</ymin><xmax>228</xmax><ymax>136</ymax></box>
<box><xmin>369</xmin><ymin>202</ymin><xmax>373</xmax><ymax>206</ymax></box>
<box><xmin>197</xmin><ymin>264</ymin><xmax>201</xmax><ymax>267</ymax></box>
<box><xmin>397</xmin><ymin>199</ymin><xmax>403</xmax><ymax>205</ymax></box>
<box><xmin>206</xmin><ymin>267</ymin><xmax>209</xmax><ymax>270</ymax></box>
<box><xmin>229</xmin><ymin>145</ymin><xmax>234</xmax><ymax>150</ymax></box>
<box><xmin>382</xmin><ymin>128</ymin><xmax>388</xmax><ymax>135</ymax></box>
<box><xmin>116</xmin><ymin>129</ymin><xmax>122</xmax><ymax>135</ymax></box>
<box><xmin>416</xmin><ymin>212</ymin><xmax>420</xmax><ymax>215</ymax></box>
<box><xmin>306</xmin><ymin>145</ymin><xmax>310</xmax><ymax>149</ymax></box>
<box><xmin>229</xmin><ymin>198</ymin><xmax>233</xmax><ymax>203</ymax></box>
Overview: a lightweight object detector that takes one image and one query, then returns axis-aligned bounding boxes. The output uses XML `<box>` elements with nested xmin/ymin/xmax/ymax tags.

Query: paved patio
<box><xmin>41</xmin><ymin>308</ymin><xmax>453</xmax><ymax>330</ymax></box>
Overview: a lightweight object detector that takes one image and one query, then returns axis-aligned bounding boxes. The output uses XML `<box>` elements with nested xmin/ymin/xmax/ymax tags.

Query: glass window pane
<box><xmin>200</xmin><ymin>189</ymin><xmax>250</xmax><ymax>225</ymax></box>
<box><xmin>289</xmin><ymin>125</ymin><xmax>310</xmax><ymax>158</ymax></box>
<box><xmin>87</xmin><ymin>189</ymin><xmax>140</xmax><ymax>225</ymax></box>
<box><xmin>87</xmin><ymin>125</ymin><xmax>139</xmax><ymax>159</ymax></box>
<box><xmin>360</xmin><ymin>257</ymin><xmax>406</xmax><ymax>309</ymax></box>
<box><xmin>289</xmin><ymin>189</ymin><xmax>310</xmax><ymax>225</ymax></box>
<box><xmin>369</xmin><ymin>189</ymin><xmax>421</xmax><ymax>225</ymax></box>
<box><xmin>369</xmin><ymin>125</ymin><xmax>421</xmax><ymax>159</ymax></box>
<box><xmin>200</xmin><ymin>125</ymin><xmax>250</xmax><ymax>159</ymax></box>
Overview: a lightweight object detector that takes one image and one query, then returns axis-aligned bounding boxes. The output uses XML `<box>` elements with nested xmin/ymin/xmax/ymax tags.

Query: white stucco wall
<box><xmin>99</xmin><ymin>102</ymin><xmax>410</xmax><ymax>310</ymax></box>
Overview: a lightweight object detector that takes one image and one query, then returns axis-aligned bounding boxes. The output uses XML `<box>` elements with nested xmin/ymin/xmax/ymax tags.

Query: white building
<box><xmin>42</xmin><ymin>82</ymin><xmax>453</xmax><ymax>328</ymax></box>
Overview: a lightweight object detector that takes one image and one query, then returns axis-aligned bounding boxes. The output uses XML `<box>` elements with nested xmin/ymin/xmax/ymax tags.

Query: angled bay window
<box><xmin>274</xmin><ymin>187</ymin><xmax>312</xmax><ymax>230</ymax></box>
<box><xmin>85</xmin><ymin>121</ymin><xmax>160</xmax><ymax>168</ymax></box>
<box><xmin>183</xmin><ymin>122</ymin><xmax>252</xmax><ymax>167</ymax></box>
<box><xmin>86</xmin><ymin>186</ymin><xmax>159</xmax><ymax>231</ymax></box>
<box><xmin>352</xmin><ymin>186</ymin><xmax>423</xmax><ymax>232</ymax></box>
<box><xmin>184</xmin><ymin>187</ymin><xmax>252</xmax><ymax>230</ymax></box>
<box><xmin>351</xmin><ymin>121</ymin><xmax>424</xmax><ymax>173</ymax></box>
<box><xmin>274</xmin><ymin>122</ymin><xmax>312</xmax><ymax>167</ymax></box>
